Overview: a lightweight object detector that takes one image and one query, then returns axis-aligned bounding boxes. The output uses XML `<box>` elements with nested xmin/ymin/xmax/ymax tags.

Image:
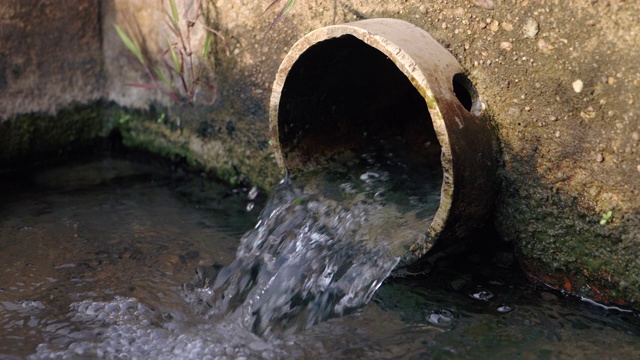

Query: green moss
<box><xmin>1</xmin><ymin>99</ymin><xmax>280</xmax><ymax>193</ymax></box>
<box><xmin>114</xmin><ymin>106</ymin><xmax>281</xmax><ymax>190</ymax></box>
<box><xmin>0</xmin><ymin>102</ymin><xmax>107</xmax><ymax>167</ymax></box>
<box><xmin>499</xmin><ymin>178</ymin><xmax>640</xmax><ymax>305</ymax></box>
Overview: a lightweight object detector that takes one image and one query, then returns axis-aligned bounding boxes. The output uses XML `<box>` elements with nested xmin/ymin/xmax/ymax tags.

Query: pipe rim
<box><xmin>270</xmin><ymin>18</ymin><xmax>472</xmax><ymax>255</ymax></box>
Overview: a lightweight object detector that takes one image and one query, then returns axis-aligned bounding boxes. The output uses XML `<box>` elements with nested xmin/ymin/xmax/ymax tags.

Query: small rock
<box><xmin>555</xmin><ymin>131</ymin><xmax>561</xmax><ymax>138</ymax></box>
<box><xmin>489</xmin><ymin>20</ymin><xmax>500</xmax><ymax>32</ymax></box>
<box><xmin>572</xmin><ymin>79</ymin><xmax>584</xmax><ymax>93</ymax></box>
<box><xmin>632</xmin><ymin>131</ymin><xmax>639</xmax><ymax>142</ymax></box>
<box><xmin>537</xmin><ymin>39</ymin><xmax>553</xmax><ymax>53</ymax></box>
<box><xmin>637</xmin><ymin>165</ymin><xmax>640</xmax><ymax>172</ymax></box>
<box><xmin>596</xmin><ymin>153</ymin><xmax>604</xmax><ymax>162</ymax></box>
<box><xmin>501</xmin><ymin>22</ymin><xmax>514</xmax><ymax>31</ymax></box>
<box><xmin>524</xmin><ymin>18</ymin><xmax>539</xmax><ymax>38</ymax></box>
<box><xmin>500</xmin><ymin>41</ymin><xmax>513</xmax><ymax>51</ymax></box>
<box><xmin>471</xmin><ymin>0</ymin><xmax>495</xmax><ymax>10</ymax></box>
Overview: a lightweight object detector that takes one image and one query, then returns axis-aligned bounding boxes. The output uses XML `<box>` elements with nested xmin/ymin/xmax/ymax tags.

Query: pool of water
<box><xmin>0</xmin><ymin>155</ymin><xmax>638</xmax><ymax>359</ymax></box>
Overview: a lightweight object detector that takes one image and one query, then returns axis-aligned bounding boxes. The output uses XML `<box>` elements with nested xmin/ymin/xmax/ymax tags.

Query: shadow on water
<box><xmin>0</xmin><ymin>149</ymin><xmax>638</xmax><ymax>359</ymax></box>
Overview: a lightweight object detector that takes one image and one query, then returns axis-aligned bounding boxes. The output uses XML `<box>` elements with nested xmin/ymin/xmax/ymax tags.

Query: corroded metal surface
<box><xmin>269</xmin><ymin>19</ymin><xmax>497</xmax><ymax>260</ymax></box>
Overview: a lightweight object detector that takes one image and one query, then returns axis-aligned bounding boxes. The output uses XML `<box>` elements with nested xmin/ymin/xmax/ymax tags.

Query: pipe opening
<box><xmin>277</xmin><ymin>35</ymin><xmax>441</xmax><ymax>175</ymax></box>
<box><xmin>270</xmin><ymin>19</ymin><xmax>497</xmax><ymax>263</ymax></box>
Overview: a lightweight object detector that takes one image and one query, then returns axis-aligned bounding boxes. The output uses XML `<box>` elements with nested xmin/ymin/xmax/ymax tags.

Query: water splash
<box><xmin>183</xmin><ymin>148</ymin><xmax>442</xmax><ymax>337</ymax></box>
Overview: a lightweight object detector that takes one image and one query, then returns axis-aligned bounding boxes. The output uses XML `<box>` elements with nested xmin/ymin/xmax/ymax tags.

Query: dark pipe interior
<box><xmin>277</xmin><ymin>35</ymin><xmax>441</xmax><ymax>171</ymax></box>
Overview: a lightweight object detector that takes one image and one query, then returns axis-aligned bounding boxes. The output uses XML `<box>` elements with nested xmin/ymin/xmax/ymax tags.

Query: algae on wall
<box><xmin>0</xmin><ymin>104</ymin><xmax>108</xmax><ymax>168</ymax></box>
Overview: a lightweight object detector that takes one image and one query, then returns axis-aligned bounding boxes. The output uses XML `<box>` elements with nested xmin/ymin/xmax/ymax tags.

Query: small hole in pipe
<box><xmin>452</xmin><ymin>73</ymin><xmax>479</xmax><ymax>114</ymax></box>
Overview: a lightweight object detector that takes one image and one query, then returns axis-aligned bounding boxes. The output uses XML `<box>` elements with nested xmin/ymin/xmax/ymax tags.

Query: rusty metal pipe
<box><xmin>269</xmin><ymin>18</ymin><xmax>497</xmax><ymax>261</ymax></box>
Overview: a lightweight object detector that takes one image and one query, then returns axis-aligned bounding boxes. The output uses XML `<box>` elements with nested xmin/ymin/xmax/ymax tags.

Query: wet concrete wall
<box><xmin>0</xmin><ymin>1</ymin><xmax>105</xmax><ymax>165</ymax></box>
<box><xmin>0</xmin><ymin>1</ymin><xmax>103</xmax><ymax>119</ymax></box>
<box><xmin>1</xmin><ymin>0</ymin><xmax>639</xmax><ymax>307</ymax></box>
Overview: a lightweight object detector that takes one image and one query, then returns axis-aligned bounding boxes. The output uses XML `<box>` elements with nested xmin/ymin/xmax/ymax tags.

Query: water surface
<box><xmin>0</xmin><ymin>155</ymin><xmax>638</xmax><ymax>359</ymax></box>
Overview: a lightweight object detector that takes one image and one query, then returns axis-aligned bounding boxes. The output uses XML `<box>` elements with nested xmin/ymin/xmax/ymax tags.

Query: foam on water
<box><xmin>29</xmin><ymin>297</ymin><xmax>287</xmax><ymax>359</ymax></box>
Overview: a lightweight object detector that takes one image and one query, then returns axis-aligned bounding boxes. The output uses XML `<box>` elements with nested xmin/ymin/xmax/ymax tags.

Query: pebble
<box><xmin>524</xmin><ymin>18</ymin><xmax>539</xmax><ymax>38</ymax></box>
<box><xmin>596</xmin><ymin>153</ymin><xmax>604</xmax><ymax>163</ymax></box>
<box><xmin>471</xmin><ymin>0</ymin><xmax>495</xmax><ymax>10</ymax></box>
<box><xmin>501</xmin><ymin>22</ymin><xmax>514</xmax><ymax>31</ymax></box>
<box><xmin>572</xmin><ymin>79</ymin><xmax>584</xmax><ymax>93</ymax></box>
<box><xmin>500</xmin><ymin>41</ymin><xmax>513</xmax><ymax>51</ymax></box>
<box><xmin>632</xmin><ymin>131</ymin><xmax>639</xmax><ymax>142</ymax></box>
<box><xmin>489</xmin><ymin>20</ymin><xmax>500</xmax><ymax>32</ymax></box>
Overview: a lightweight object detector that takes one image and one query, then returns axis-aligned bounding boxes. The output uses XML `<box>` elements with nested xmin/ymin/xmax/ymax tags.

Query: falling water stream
<box><xmin>181</xmin><ymin>143</ymin><xmax>441</xmax><ymax>338</ymax></box>
<box><xmin>0</xmin><ymin>152</ymin><xmax>639</xmax><ymax>359</ymax></box>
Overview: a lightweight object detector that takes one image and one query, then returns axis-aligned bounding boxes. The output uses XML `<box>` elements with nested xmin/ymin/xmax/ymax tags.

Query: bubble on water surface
<box><xmin>470</xmin><ymin>290</ymin><xmax>494</xmax><ymax>301</ymax></box>
<box><xmin>427</xmin><ymin>309</ymin><xmax>455</xmax><ymax>327</ymax></box>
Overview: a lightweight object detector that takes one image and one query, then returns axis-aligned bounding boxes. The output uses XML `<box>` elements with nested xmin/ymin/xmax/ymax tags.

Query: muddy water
<box><xmin>0</xmin><ymin>156</ymin><xmax>639</xmax><ymax>359</ymax></box>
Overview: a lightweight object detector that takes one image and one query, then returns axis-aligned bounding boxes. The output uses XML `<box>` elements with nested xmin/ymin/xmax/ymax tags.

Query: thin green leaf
<box><xmin>200</xmin><ymin>33</ymin><xmax>212</xmax><ymax>61</ymax></box>
<box><xmin>164</xmin><ymin>16</ymin><xmax>180</xmax><ymax>36</ymax></box>
<box><xmin>153</xmin><ymin>66</ymin><xmax>172</xmax><ymax>88</ymax></box>
<box><xmin>114</xmin><ymin>24</ymin><xmax>144</xmax><ymax>64</ymax></box>
<box><xmin>199</xmin><ymin>22</ymin><xmax>230</xmax><ymax>56</ymax></box>
<box><xmin>167</xmin><ymin>38</ymin><xmax>181</xmax><ymax>72</ymax></box>
<box><xmin>169</xmin><ymin>0</ymin><xmax>180</xmax><ymax>25</ymax></box>
<box><xmin>283</xmin><ymin>0</ymin><xmax>296</xmax><ymax>14</ymax></box>
<box><xmin>266</xmin><ymin>0</ymin><xmax>296</xmax><ymax>32</ymax></box>
<box><xmin>263</xmin><ymin>0</ymin><xmax>282</xmax><ymax>14</ymax></box>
